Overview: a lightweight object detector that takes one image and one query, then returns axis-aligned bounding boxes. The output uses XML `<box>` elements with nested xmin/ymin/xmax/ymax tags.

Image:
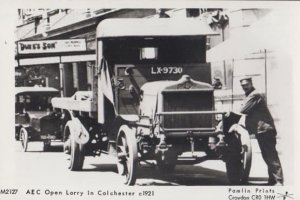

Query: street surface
<box><xmin>8</xmin><ymin>139</ymin><xmax>286</xmax><ymax>186</ymax></box>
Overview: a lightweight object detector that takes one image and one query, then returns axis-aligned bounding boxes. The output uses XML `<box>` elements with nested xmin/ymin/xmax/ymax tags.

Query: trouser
<box><xmin>255</xmin><ymin>131</ymin><xmax>284</xmax><ymax>185</ymax></box>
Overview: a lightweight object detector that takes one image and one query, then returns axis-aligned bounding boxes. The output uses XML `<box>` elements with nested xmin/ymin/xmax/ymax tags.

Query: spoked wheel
<box><xmin>19</xmin><ymin>128</ymin><xmax>28</xmax><ymax>152</ymax></box>
<box><xmin>225</xmin><ymin>125</ymin><xmax>252</xmax><ymax>185</ymax></box>
<box><xmin>43</xmin><ymin>140</ymin><xmax>51</xmax><ymax>152</ymax></box>
<box><xmin>69</xmin><ymin>134</ymin><xmax>85</xmax><ymax>171</ymax></box>
<box><xmin>116</xmin><ymin>130</ymin><xmax>138</xmax><ymax>185</ymax></box>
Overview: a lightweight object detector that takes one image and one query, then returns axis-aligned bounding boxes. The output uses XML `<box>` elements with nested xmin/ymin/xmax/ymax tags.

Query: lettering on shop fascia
<box><xmin>17</xmin><ymin>39</ymin><xmax>87</xmax><ymax>54</ymax></box>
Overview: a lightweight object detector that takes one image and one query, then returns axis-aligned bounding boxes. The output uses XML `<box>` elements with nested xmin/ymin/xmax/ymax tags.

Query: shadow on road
<box><xmin>84</xmin><ymin>161</ymin><xmax>230</xmax><ymax>186</ymax></box>
<box><xmin>45</xmin><ymin>144</ymin><xmax>64</xmax><ymax>152</ymax></box>
<box><xmin>136</xmin><ymin>164</ymin><xmax>229</xmax><ymax>186</ymax></box>
<box><xmin>85</xmin><ymin>164</ymin><xmax>118</xmax><ymax>173</ymax></box>
<box><xmin>83</xmin><ymin>162</ymin><xmax>269</xmax><ymax>186</ymax></box>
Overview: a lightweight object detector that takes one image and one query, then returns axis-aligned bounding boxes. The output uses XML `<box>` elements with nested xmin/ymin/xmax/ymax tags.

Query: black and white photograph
<box><xmin>0</xmin><ymin>2</ymin><xmax>299</xmax><ymax>200</ymax></box>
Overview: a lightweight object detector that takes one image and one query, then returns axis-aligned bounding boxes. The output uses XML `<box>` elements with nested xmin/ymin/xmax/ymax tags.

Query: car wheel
<box><xmin>15</xmin><ymin>126</ymin><xmax>21</xmax><ymax>141</ymax></box>
<box><xmin>19</xmin><ymin>128</ymin><xmax>28</xmax><ymax>152</ymax></box>
<box><xmin>225</xmin><ymin>126</ymin><xmax>252</xmax><ymax>185</ymax></box>
<box><xmin>116</xmin><ymin>129</ymin><xmax>138</xmax><ymax>185</ymax></box>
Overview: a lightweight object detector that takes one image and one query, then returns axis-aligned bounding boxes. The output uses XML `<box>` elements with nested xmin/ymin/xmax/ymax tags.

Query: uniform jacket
<box><xmin>240</xmin><ymin>88</ymin><xmax>276</xmax><ymax>135</ymax></box>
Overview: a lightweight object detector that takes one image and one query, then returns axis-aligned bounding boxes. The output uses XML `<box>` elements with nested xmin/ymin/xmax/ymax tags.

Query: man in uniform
<box><xmin>239</xmin><ymin>77</ymin><xmax>283</xmax><ymax>186</ymax></box>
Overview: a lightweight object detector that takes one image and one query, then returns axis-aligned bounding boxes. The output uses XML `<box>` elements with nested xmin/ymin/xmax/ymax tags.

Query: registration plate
<box><xmin>40</xmin><ymin>135</ymin><xmax>56</xmax><ymax>140</ymax></box>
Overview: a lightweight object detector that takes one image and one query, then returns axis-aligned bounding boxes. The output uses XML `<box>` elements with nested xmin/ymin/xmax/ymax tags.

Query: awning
<box><xmin>96</xmin><ymin>18</ymin><xmax>218</xmax><ymax>38</ymax></box>
<box><xmin>207</xmin><ymin>8</ymin><xmax>296</xmax><ymax>62</ymax></box>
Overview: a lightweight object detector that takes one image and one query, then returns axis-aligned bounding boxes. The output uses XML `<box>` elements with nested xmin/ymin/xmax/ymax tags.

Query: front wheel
<box><xmin>20</xmin><ymin>128</ymin><xmax>28</xmax><ymax>152</ymax></box>
<box><xmin>225</xmin><ymin>125</ymin><xmax>252</xmax><ymax>185</ymax></box>
<box><xmin>116</xmin><ymin>128</ymin><xmax>138</xmax><ymax>185</ymax></box>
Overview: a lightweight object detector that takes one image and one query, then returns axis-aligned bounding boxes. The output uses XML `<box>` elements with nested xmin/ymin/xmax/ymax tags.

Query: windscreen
<box><xmin>102</xmin><ymin>37</ymin><xmax>206</xmax><ymax>65</ymax></box>
<box><xmin>15</xmin><ymin>92</ymin><xmax>59</xmax><ymax>112</ymax></box>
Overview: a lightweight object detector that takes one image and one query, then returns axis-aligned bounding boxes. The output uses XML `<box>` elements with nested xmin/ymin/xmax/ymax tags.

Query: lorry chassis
<box><xmin>56</xmin><ymin>108</ymin><xmax>252</xmax><ymax>185</ymax></box>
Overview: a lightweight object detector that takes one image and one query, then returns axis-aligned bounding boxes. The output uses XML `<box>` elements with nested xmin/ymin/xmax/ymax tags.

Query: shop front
<box><xmin>15</xmin><ymin>39</ymin><xmax>95</xmax><ymax>97</ymax></box>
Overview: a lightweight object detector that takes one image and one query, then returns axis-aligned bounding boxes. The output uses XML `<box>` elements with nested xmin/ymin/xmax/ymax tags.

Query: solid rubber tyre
<box><xmin>69</xmin><ymin>133</ymin><xmax>85</xmax><ymax>171</ymax></box>
<box><xmin>20</xmin><ymin>128</ymin><xmax>28</xmax><ymax>152</ymax></box>
<box><xmin>226</xmin><ymin>127</ymin><xmax>252</xmax><ymax>185</ymax></box>
<box><xmin>116</xmin><ymin>129</ymin><xmax>138</xmax><ymax>185</ymax></box>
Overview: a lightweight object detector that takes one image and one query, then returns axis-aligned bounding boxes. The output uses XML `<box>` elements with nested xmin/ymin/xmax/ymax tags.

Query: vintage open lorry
<box><xmin>52</xmin><ymin>18</ymin><xmax>252</xmax><ymax>185</ymax></box>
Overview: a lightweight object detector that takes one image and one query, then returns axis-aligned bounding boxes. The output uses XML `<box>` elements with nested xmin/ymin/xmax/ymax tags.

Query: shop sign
<box><xmin>17</xmin><ymin>39</ymin><xmax>87</xmax><ymax>54</ymax></box>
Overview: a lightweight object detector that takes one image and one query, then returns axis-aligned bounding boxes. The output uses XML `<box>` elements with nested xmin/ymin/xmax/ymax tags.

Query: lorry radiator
<box><xmin>162</xmin><ymin>91</ymin><xmax>213</xmax><ymax>129</ymax></box>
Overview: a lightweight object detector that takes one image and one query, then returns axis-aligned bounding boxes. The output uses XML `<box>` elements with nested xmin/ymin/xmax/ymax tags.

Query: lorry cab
<box><xmin>95</xmin><ymin>18</ymin><xmax>218</xmax><ymax>125</ymax></box>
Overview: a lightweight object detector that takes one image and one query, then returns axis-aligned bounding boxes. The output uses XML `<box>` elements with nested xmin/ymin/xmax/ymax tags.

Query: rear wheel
<box><xmin>116</xmin><ymin>130</ymin><xmax>138</xmax><ymax>185</ymax></box>
<box><xmin>225</xmin><ymin>127</ymin><xmax>252</xmax><ymax>185</ymax></box>
<box><xmin>64</xmin><ymin>138</ymin><xmax>71</xmax><ymax>154</ymax></box>
<box><xmin>69</xmin><ymin>134</ymin><xmax>85</xmax><ymax>171</ymax></box>
<box><xmin>19</xmin><ymin>128</ymin><xmax>28</xmax><ymax>152</ymax></box>
<box><xmin>64</xmin><ymin>122</ymin><xmax>85</xmax><ymax>171</ymax></box>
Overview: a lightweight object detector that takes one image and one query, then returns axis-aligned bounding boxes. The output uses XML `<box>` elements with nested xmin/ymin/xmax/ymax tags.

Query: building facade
<box><xmin>15</xmin><ymin>9</ymin><xmax>156</xmax><ymax>96</ymax></box>
<box><xmin>15</xmin><ymin>8</ymin><xmax>282</xmax><ymax>104</ymax></box>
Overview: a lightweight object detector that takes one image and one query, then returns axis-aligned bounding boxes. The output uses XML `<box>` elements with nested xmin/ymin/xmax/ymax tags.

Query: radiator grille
<box><xmin>40</xmin><ymin>116</ymin><xmax>61</xmax><ymax>135</ymax></box>
<box><xmin>162</xmin><ymin>91</ymin><xmax>214</xmax><ymax>129</ymax></box>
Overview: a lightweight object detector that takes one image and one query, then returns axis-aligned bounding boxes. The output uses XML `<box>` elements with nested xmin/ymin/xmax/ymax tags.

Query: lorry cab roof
<box><xmin>96</xmin><ymin>18</ymin><xmax>218</xmax><ymax>39</ymax></box>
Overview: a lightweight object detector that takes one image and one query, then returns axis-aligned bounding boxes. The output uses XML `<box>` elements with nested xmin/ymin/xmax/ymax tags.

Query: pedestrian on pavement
<box><xmin>239</xmin><ymin>77</ymin><xmax>284</xmax><ymax>186</ymax></box>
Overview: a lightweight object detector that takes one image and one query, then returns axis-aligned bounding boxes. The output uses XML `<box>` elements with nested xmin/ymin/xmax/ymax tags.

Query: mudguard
<box><xmin>229</xmin><ymin>124</ymin><xmax>249</xmax><ymax>142</ymax></box>
<box><xmin>118</xmin><ymin>124</ymin><xmax>137</xmax><ymax>138</ymax></box>
<box><xmin>65</xmin><ymin>118</ymin><xmax>90</xmax><ymax>145</ymax></box>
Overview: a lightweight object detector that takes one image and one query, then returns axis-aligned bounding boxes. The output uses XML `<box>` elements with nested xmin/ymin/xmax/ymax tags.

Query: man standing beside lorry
<box><xmin>239</xmin><ymin>77</ymin><xmax>283</xmax><ymax>186</ymax></box>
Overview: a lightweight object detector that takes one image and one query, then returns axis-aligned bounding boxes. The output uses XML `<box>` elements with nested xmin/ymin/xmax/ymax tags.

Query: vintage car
<box><xmin>52</xmin><ymin>18</ymin><xmax>252</xmax><ymax>185</ymax></box>
<box><xmin>15</xmin><ymin>86</ymin><xmax>62</xmax><ymax>152</ymax></box>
